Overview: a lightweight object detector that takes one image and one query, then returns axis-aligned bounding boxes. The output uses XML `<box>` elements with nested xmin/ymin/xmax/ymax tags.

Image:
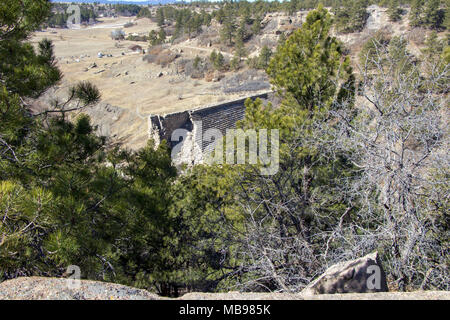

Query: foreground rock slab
<box><xmin>302</xmin><ymin>252</ymin><xmax>388</xmax><ymax>295</ymax></box>
<box><xmin>0</xmin><ymin>277</ymin><xmax>159</xmax><ymax>300</ymax></box>
<box><xmin>0</xmin><ymin>277</ymin><xmax>448</xmax><ymax>300</ymax></box>
<box><xmin>181</xmin><ymin>291</ymin><xmax>450</xmax><ymax>300</ymax></box>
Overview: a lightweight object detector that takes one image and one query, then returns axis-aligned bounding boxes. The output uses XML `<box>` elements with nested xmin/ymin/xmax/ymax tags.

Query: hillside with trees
<box><xmin>0</xmin><ymin>0</ymin><xmax>449</xmax><ymax>297</ymax></box>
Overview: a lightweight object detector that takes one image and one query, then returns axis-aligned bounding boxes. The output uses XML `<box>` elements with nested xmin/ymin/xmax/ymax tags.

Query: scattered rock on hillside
<box><xmin>302</xmin><ymin>252</ymin><xmax>388</xmax><ymax>295</ymax></box>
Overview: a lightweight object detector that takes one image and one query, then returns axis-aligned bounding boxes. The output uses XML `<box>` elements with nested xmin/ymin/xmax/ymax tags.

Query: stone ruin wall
<box><xmin>148</xmin><ymin>92</ymin><xmax>272</xmax><ymax>167</ymax></box>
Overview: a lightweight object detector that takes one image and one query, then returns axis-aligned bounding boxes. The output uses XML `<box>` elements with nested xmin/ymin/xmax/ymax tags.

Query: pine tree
<box><xmin>288</xmin><ymin>0</ymin><xmax>299</xmax><ymax>15</ymax></box>
<box><xmin>230</xmin><ymin>55</ymin><xmax>240</xmax><ymax>70</ymax></box>
<box><xmin>409</xmin><ymin>0</ymin><xmax>425</xmax><ymax>27</ymax></box>
<box><xmin>444</xmin><ymin>0</ymin><xmax>450</xmax><ymax>30</ymax></box>
<box><xmin>193</xmin><ymin>55</ymin><xmax>201</xmax><ymax>70</ymax></box>
<box><xmin>235</xmin><ymin>37</ymin><xmax>247</xmax><ymax>61</ymax></box>
<box><xmin>220</xmin><ymin>15</ymin><xmax>237</xmax><ymax>46</ymax></box>
<box><xmin>0</xmin><ymin>0</ymin><xmax>182</xmax><ymax>289</ymax></box>
<box><xmin>156</xmin><ymin>7</ymin><xmax>165</xmax><ymax>27</ymax></box>
<box><xmin>215</xmin><ymin>52</ymin><xmax>225</xmax><ymax>70</ymax></box>
<box><xmin>158</xmin><ymin>28</ymin><xmax>166</xmax><ymax>43</ymax></box>
<box><xmin>258</xmin><ymin>45</ymin><xmax>272</xmax><ymax>69</ymax></box>
<box><xmin>229</xmin><ymin>6</ymin><xmax>357</xmax><ymax>291</ymax></box>
<box><xmin>334</xmin><ymin>0</ymin><xmax>368</xmax><ymax>33</ymax></box>
<box><xmin>236</xmin><ymin>20</ymin><xmax>247</xmax><ymax>42</ymax></box>
<box><xmin>387</xmin><ymin>0</ymin><xmax>402</xmax><ymax>22</ymax></box>
<box><xmin>149</xmin><ymin>30</ymin><xmax>158</xmax><ymax>46</ymax></box>
<box><xmin>424</xmin><ymin>0</ymin><xmax>443</xmax><ymax>29</ymax></box>
<box><xmin>422</xmin><ymin>31</ymin><xmax>444</xmax><ymax>58</ymax></box>
<box><xmin>267</xmin><ymin>5</ymin><xmax>354</xmax><ymax>111</ymax></box>
<box><xmin>251</xmin><ymin>15</ymin><xmax>262</xmax><ymax>36</ymax></box>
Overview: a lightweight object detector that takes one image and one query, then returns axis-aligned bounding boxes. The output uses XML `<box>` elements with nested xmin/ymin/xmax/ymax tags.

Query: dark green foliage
<box><xmin>193</xmin><ymin>55</ymin><xmax>202</xmax><ymax>70</ymax></box>
<box><xmin>137</xmin><ymin>7</ymin><xmax>152</xmax><ymax>19</ymax></box>
<box><xmin>445</xmin><ymin>0</ymin><xmax>450</xmax><ymax>30</ymax></box>
<box><xmin>156</xmin><ymin>7</ymin><xmax>165</xmax><ymax>27</ymax></box>
<box><xmin>155</xmin><ymin>6</ymin><xmax>210</xmax><ymax>40</ymax></box>
<box><xmin>409</xmin><ymin>0</ymin><xmax>425</xmax><ymax>26</ymax></box>
<box><xmin>220</xmin><ymin>16</ymin><xmax>237</xmax><ymax>46</ymax></box>
<box><xmin>230</xmin><ymin>55</ymin><xmax>240</xmax><ymax>70</ymax></box>
<box><xmin>422</xmin><ymin>31</ymin><xmax>445</xmax><ymax>59</ymax></box>
<box><xmin>387</xmin><ymin>0</ymin><xmax>402</xmax><ymax>22</ymax></box>
<box><xmin>234</xmin><ymin>37</ymin><xmax>247</xmax><ymax>60</ymax></box>
<box><xmin>258</xmin><ymin>45</ymin><xmax>272</xmax><ymax>69</ymax></box>
<box><xmin>114</xmin><ymin>4</ymin><xmax>141</xmax><ymax>17</ymax></box>
<box><xmin>0</xmin><ymin>36</ymin><xmax>61</xmax><ymax>98</ymax></box>
<box><xmin>334</xmin><ymin>0</ymin><xmax>369</xmax><ymax>33</ymax></box>
<box><xmin>267</xmin><ymin>5</ymin><xmax>354</xmax><ymax>111</ymax></box>
<box><xmin>408</xmin><ymin>0</ymin><xmax>445</xmax><ymax>29</ymax></box>
<box><xmin>225</xmin><ymin>7</ymin><xmax>357</xmax><ymax>291</ymax></box>
<box><xmin>149</xmin><ymin>29</ymin><xmax>167</xmax><ymax>46</ymax></box>
<box><xmin>246</xmin><ymin>45</ymin><xmax>272</xmax><ymax>70</ymax></box>
<box><xmin>424</xmin><ymin>0</ymin><xmax>445</xmax><ymax>29</ymax></box>
<box><xmin>1</xmin><ymin>0</ymin><xmax>448</xmax><ymax>295</ymax></box>
<box><xmin>0</xmin><ymin>0</ymin><xmax>180</xmax><ymax>295</ymax></box>
<box><xmin>158</xmin><ymin>28</ymin><xmax>166</xmax><ymax>43</ymax></box>
<box><xmin>251</xmin><ymin>15</ymin><xmax>262</xmax><ymax>36</ymax></box>
<box><xmin>210</xmin><ymin>50</ymin><xmax>225</xmax><ymax>70</ymax></box>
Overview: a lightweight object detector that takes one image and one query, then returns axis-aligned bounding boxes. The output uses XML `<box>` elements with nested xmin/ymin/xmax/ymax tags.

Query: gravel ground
<box><xmin>0</xmin><ymin>277</ymin><xmax>449</xmax><ymax>300</ymax></box>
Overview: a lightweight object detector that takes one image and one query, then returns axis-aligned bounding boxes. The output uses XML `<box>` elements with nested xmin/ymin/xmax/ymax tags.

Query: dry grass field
<box><xmin>31</xmin><ymin>17</ymin><xmax>251</xmax><ymax>115</ymax></box>
<box><xmin>29</xmin><ymin>6</ymin><xmax>442</xmax><ymax>150</ymax></box>
<box><xmin>30</xmin><ymin>17</ymin><xmax>265</xmax><ymax>149</ymax></box>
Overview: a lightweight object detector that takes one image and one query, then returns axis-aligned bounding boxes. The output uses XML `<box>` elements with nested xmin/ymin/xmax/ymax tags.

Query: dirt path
<box><xmin>175</xmin><ymin>44</ymin><xmax>249</xmax><ymax>61</ymax></box>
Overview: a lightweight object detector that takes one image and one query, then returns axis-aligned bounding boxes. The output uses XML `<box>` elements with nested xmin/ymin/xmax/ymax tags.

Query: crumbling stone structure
<box><xmin>148</xmin><ymin>92</ymin><xmax>272</xmax><ymax>166</ymax></box>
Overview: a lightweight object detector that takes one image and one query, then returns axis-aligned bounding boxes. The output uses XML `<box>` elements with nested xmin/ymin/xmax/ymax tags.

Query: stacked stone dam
<box><xmin>190</xmin><ymin>95</ymin><xmax>265</xmax><ymax>152</ymax></box>
<box><xmin>149</xmin><ymin>92</ymin><xmax>272</xmax><ymax>165</ymax></box>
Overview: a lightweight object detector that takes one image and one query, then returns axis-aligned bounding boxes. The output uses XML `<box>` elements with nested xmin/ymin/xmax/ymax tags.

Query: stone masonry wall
<box><xmin>149</xmin><ymin>92</ymin><xmax>271</xmax><ymax>166</ymax></box>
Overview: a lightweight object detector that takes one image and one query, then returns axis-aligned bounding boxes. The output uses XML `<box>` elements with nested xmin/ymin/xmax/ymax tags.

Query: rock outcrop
<box><xmin>302</xmin><ymin>252</ymin><xmax>388</xmax><ymax>295</ymax></box>
<box><xmin>0</xmin><ymin>277</ymin><xmax>159</xmax><ymax>300</ymax></box>
<box><xmin>0</xmin><ymin>276</ymin><xmax>448</xmax><ymax>300</ymax></box>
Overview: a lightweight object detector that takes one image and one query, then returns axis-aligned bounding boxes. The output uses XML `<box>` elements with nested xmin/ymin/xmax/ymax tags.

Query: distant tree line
<box><xmin>153</xmin><ymin>6</ymin><xmax>212</xmax><ymax>40</ymax></box>
<box><xmin>46</xmin><ymin>3</ymin><xmax>98</xmax><ymax>28</ymax></box>
<box><xmin>113</xmin><ymin>4</ymin><xmax>142</xmax><ymax>17</ymax></box>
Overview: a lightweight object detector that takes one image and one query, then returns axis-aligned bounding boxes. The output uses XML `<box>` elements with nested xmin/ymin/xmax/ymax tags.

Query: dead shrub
<box><xmin>147</xmin><ymin>45</ymin><xmax>164</xmax><ymax>55</ymax></box>
<box><xmin>176</xmin><ymin>58</ymin><xmax>209</xmax><ymax>79</ymax></box>
<box><xmin>204</xmin><ymin>70</ymin><xmax>223</xmax><ymax>82</ymax></box>
<box><xmin>197</xmin><ymin>28</ymin><xmax>219</xmax><ymax>46</ymax></box>
<box><xmin>155</xmin><ymin>50</ymin><xmax>178</xmax><ymax>67</ymax></box>
<box><xmin>204</xmin><ymin>71</ymin><xmax>214</xmax><ymax>82</ymax></box>
<box><xmin>408</xmin><ymin>28</ymin><xmax>427</xmax><ymax>46</ymax></box>
<box><xmin>143</xmin><ymin>47</ymin><xmax>179</xmax><ymax>67</ymax></box>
